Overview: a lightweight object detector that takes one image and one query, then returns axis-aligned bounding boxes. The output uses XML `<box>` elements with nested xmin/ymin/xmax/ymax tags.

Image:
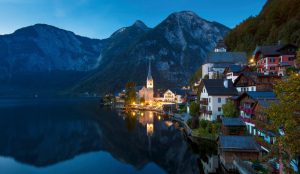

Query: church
<box><xmin>138</xmin><ymin>61</ymin><xmax>154</xmax><ymax>103</ymax></box>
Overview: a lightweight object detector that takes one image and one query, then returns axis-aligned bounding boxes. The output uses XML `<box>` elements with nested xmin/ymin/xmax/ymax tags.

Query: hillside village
<box><xmin>107</xmin><ymin>39</ymin><xmax>300</xmax><ymax>174</ymax></box>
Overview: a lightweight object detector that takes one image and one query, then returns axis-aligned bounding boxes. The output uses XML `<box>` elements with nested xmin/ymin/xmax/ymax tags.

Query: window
<box><xmin>218</xmin><ymin>107</ymin><xmax>221</xmax><ymax>112</ymax></box>
<box><xmin>218</xmin><ymin>98</ymin><xmax>221</xmax><ymax>103</ymax></box>
<box><xmin>288</xmin><ymin>57</ymin><xmax>294</xmax><ymax>61</ymax></box>
<box><xmin>208</xmin><ymin>98</ymin><xmax>211</xmax><ymax>103</ymax></box>
<box><xmin>270</xmin><ymin>66</ymin><xmax>275</xmax><ymax>70</ymax></box>
<box><xmin>251</xmin><ymin>87</ymin><xmax>254</xmax><ymax>91</ymax></box>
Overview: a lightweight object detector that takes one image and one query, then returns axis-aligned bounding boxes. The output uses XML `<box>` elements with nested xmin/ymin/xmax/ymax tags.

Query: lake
<box><xmin>0</xmin><ymin>98</ymin><xmax>216</xmax><ymax>174</ymax></box>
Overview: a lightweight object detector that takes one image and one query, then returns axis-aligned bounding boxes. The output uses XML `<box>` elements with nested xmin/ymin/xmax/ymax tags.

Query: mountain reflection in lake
<box><xmin>0</xmin><ymin>98</ymin><xmax>209</xmax><ymax>174</ymax></box>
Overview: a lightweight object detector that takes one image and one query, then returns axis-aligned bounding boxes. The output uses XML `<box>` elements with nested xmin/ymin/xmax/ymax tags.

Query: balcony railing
<box><xmin>199</xmin><ymin>99</ymin><xmax>208</xmax><ymax>105</ymax></box>
<box><xmin>200</xmin><ymin>108</ymin><xmax>212</xmax><ymax>115</ymax></box>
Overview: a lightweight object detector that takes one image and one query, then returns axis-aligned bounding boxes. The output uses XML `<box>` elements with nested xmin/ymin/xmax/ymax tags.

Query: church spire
<box><xmin>146</xmin><ymin>59</ymin><xmax>153</xmax><ymax>89</ymax></box>
<box><xmin>147</xmin><ymin>59</ymin><xmax>153</xmax><ymax>80</ymax></box>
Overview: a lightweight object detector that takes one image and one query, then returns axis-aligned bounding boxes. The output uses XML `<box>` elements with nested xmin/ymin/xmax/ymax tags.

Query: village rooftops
<box><xmin>205</xmin><ymin>52</ymin><xmax>247</xmax><ymax>64</ymax></box>
<box><xmin>222</xmin><ymin>118</ymin><xmax>246</xmax><ymax>127</ymax></box>
<box><xmin>219</xmin><ymin>136</ymin><xmax>261</xmax><ymax>152</ymax></box>
<box><xmin>201</xmin><ymin>79</ymin><xmax>238</xmax><ymax>96</ymax></box>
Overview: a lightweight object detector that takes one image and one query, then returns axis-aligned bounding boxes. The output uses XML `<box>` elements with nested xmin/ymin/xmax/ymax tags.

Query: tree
<box><xmin>125</xmin><ymin>81</ymin><xmax>137</xmax><ymax>105</ymax></box>
<box><xmin>296</xmin><ymin>48</ymin><xmax>300</xmax><ymax>69</ymax></box>
<box><xmin>190</xmin><ymin>101</ymin><xmax>200</xmax><ymax>117</ymax></box>
<box><xmin>265</xmin><ymin>73</ymin><xmax>300</xmax><ymax>172</ymax></box>
<box><xmin>222</xmin><ymin>100</ymin><xmax>238</xmax><ymax>117</ymax></box>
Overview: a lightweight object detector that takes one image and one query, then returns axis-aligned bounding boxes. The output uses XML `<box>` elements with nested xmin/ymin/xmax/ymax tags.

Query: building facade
<box><xmin>199</xmin><ymin>79</ymin><xmax>238</xmax><ymax>121</ymax></box>
<box><xmin>139</xmin><ymin>61</ymin><xmax>154</xmax><ymax>103</ymax></box>
<box><xmin>253</xmin><ymin>43</ymin><xmax>297</xmax><ymax>76</ymax></box>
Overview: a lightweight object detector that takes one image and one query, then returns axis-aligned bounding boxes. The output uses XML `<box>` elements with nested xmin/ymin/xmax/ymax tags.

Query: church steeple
<box><xmin>146</xmin><ymin>59</ymin><xmax>153</xmax><ymax>89</ymax></box>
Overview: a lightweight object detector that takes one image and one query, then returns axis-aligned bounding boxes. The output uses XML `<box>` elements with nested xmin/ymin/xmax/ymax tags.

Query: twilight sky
<box><xmin>0</xmin><ymin>0</ymin><xmax>266</xmax><ymax>39</ymax></box>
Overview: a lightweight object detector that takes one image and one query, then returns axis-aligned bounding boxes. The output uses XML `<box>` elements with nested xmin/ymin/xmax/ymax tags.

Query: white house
<box><xmin>159</xmin><ymin>89</ymin><xmax>184</xmax><ymax>103</ymax></box>
<box><xmin>199</xmin><ymin>79</ymin><xmax>238</xmax><ymax>121</ymax></box>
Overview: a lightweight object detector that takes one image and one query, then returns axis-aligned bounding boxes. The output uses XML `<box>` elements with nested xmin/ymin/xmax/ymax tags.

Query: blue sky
<box><xmin>0</xmin><ymin>0</ymin><xmax>266</xmax><ymax>39</ymax></box>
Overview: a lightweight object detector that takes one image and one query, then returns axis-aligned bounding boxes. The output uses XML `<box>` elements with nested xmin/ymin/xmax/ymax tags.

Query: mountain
<box><xmin>224</xmin><ymin>0</ymin><xmax>300</xmax><ymax>53</ymax></box>
<box><xmin>0</xmin><ymin>11</ymin><xmax>230</xmax><ymax>96</ymax></box>
<box><xmin>74</xmin><ymin>11</ymin><xmax>229</xmax><ymax>94</ymax></box>
<box><xmin>0</xmin><ymin>24</ymin><xmax>105</xmax><ymax>76</ymax></box>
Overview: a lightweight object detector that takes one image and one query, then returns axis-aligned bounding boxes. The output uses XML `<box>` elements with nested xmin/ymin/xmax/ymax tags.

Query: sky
<box><xmin>0</xmin><ymin>0</ymin><xmax>266</xmax><ymax>39</ymax></box>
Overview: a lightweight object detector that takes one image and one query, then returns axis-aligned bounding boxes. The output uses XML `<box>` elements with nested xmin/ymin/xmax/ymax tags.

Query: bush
<box><xmin>200</xmin><ymin>120</ymin><xmax>208</xmax><ymax>129</ymax></box>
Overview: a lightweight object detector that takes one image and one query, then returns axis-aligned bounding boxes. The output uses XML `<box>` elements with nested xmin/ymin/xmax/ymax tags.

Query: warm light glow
<box><xmin>132</xmin><ymin>112</ymin><xmax>136</xmax><ymax>116</ymax></box>
<box><xmin>141</xmin><ymin>112</ymin><xmax>144</xmax><ymax>116</ymax></box>
<box><xmin>158</xmin><ymin>116</ymin><xmax>161</xmax><ymax>120</ymax></box>
<box><xmin>132</xmin><ymin>102</ymin><xmax>136</xmax><ymax>105</ymax></box>
<box><xmin>249</xmin><ymin>58</ymin><xmax>254</xmax><ymax>63</ymax></box>
<box><xmin>141</xmin><ymin>103</ymin><xmax>144</xmax><ymax>106</ymax></box>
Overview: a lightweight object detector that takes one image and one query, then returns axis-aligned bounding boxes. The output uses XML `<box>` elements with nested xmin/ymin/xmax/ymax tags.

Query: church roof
<box><xmin>205</xmin><ymin>52</ymin><xmax>247</xmax><ymax>64</ymax></box>
<box><xmin>147</xmin><ymin>60</ymin><xmax>153</xmax><ymax>80</ymax></box>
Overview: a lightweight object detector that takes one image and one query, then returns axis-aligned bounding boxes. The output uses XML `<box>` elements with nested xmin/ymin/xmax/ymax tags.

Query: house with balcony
<box><xmin>199</xmin><ymin>79</ymin><xmax>238</xmax><ymax>121</ymax></box>
<box><xmin>253</xmin><ymin>43</ymin><xmax>297</xmax><ymax>76</ymax></box>
<box><xmin>235</xmin><ymin>91</ymin><xmax>278</xmax><ymax>151</ymax></box>
<box><xmin>233</xmin><ymin>72</ymin><xmax>281</xmax><ymax>93</ymax></box>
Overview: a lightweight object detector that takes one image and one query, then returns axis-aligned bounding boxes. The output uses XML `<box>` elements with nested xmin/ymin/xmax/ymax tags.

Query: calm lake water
<box><xmin>0</xmin><ymin>98</ymin><xmax>216</xmax><ymax>174</ymax></box>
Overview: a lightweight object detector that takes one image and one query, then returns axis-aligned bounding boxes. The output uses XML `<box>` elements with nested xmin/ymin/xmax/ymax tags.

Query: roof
<box><xmin>247</xmin><ymin>91</ymin><xmax>276</xmax><ymax>100</ymax></box>
<box><xmin>256</xmin><ymin>99</ymin><xmax>278</xmax><ymax>108</ymax></box>
<box><xmin>219</xmin><ymin>136</ymin><xmax>260</xmax><ymax>151</ymax></box>
<box><xmin>201</xmin><ymin>79</ymin><xmax>238</xmax><ymax>96</ymax></box>
<box><xmin>233</xmin><ymin>72</ymin><xmax>281</xmax><ymax>86</ymax></box>
<box><xmin>253</xmin><ymin>43</ymin><xmax>297</xmax><ymax>57</ymax></box>
<box><xmin>206</xmin><ymin>52</ymin><xmax>247</xmax><ymax>64</ymax></box>
<box><xmin>222</xmin><ymin>118</ymin><xmax>246</xmax><ymax>127</ymax></box>
<box><xmin>227</xmin><ymin>64</ymin><xmax>243</xmax><ymax>73</ymax></box>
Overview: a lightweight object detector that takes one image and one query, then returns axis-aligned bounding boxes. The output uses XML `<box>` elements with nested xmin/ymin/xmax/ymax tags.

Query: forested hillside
<box><xmin>225</xmin><ymin>0</ymin><xmax>300</xmax><ymax>53</ymax></box>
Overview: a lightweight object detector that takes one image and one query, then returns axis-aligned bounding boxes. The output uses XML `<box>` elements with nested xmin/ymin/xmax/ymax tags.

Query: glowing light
<box><xmin>132</xmin><ymin>102</ymin><xmax>136</xmax><ymax>105</ymax></box>
<box><xmin>158</xmin><ymin>116</ymin><xmax>161</xmax><ymax>120</ymax></box>
<box><xmin>141</xmin><ymin>112</ymin><xmax>144</xmax><ymax>116</ymax></box>
<box><xmin>249</xmin><ymin>58</ymin><xmax>254</xmax><ymax>63</ymax></box>
<box><xmin>132</xmin><ymin>112</ymin><xmax>136</xmax><ymax>116</ymax></box>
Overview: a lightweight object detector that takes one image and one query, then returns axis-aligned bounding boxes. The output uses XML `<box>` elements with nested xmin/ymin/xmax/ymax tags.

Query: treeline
<box><xmin>225</xmin><ymin>0</ymin><xmax>300</xmax><ymax>54</ymax></box>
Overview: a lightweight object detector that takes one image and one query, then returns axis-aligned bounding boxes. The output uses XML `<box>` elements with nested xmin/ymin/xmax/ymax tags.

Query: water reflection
<box><xmin>0</xmin><ymin>99</ymin><xmax>201</xmax><ymax>174</ymax></box>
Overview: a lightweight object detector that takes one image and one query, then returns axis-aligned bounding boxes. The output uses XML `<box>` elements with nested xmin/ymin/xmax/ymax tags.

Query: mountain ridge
<box><xmin>0</xmin><ymin>11</ymin><xmax>230</xmax><ymax>96</ymax></box>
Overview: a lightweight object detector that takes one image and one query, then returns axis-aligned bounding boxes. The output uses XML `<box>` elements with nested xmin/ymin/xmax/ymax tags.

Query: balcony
<box><xmin>200</xmin><ymin>107</ymin><xmax>212</xmax><ymax>115</ymax></box>
<box><xmin>199</xmin><ymin>99</ymin><xmax>208</xmax><ymax>105</ymax></box>
<box><xmin>239</xmin><ymin>106</ymin><xmax>254</xmax><ymax>114</ymax></box>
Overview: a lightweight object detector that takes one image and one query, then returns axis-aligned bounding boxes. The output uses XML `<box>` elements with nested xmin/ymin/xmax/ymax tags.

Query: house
<box><xmin>223</xmin><ymin>65</ymin><xmax>251</xmax><ymax>83</ymax></box>
<box><xmin>199</xmin><ymin>79</ymin><xmax>238</xmax><ymax>121</ymax></box>
<box><xmin>155</xmin><ymin>89</ymin><xmax>185</xmax><ymax>104</ymax></box>
<box><xmin>235</xmin><ymin>91</ymin><xmax>278</xmax><ymax>150</ymax></box>
<box><xmin>233</xmin><ymin>72</ymin><xmax>281</xmax><ymax>93</ymax></box>
<box><xmin>218</xmin><ymin>135</ymin><xmax>261</xmax><ymax>172</ymax></box>
<box><xmin>253</xmin><ymin>43</ymin><xmax>297</xmax><ymax>76</ymax></box>
<box><xmin>221</xmin><ymin>117</ymin><xmax>246</xmax><ymax>136</ymax></box>
<box><xmin>202</xmin><ymin>40</ymin><xmax>247</xmax><ymax>79</ymax></box>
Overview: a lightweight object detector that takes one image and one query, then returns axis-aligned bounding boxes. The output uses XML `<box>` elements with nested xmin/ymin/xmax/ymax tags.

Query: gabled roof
<box><xmin>247</xmin><ymin>91</ymin><xmax>276</xmax><ymax>100</ymax></box>
<box><xmin>205</xmin><ymin>52</ymin><xmax>247</xmax><ymax>64</ymax></box>
<box><xmin>200</xmin><ymin>79</ymin><xmax>238</xmax><ymax>96</ymax></box>
<box><xmin>253</xmin><ymin>43</ymin><xmax>297</xmax><ymax>57</ymax></box>
<box><xmin>233</xmin><ymin>72</ymin><xmax>280</xmax><ymax>86</ymax></box>
<box><xmin>219</xmin><ymin>136</ymin><xmax>260</xmax><ymax>152</ymax></box>
<box><xmin>222</xmin><ymin>118</ymin><xmax>246</xmax><ymax>127</ymax></box>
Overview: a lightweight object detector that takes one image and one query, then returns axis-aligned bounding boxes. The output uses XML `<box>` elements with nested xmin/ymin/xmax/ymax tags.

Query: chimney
<box><xmin>223</xmin><ymin>79</ymin><xmax>228</xmax><ymax>88</ymax></box>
